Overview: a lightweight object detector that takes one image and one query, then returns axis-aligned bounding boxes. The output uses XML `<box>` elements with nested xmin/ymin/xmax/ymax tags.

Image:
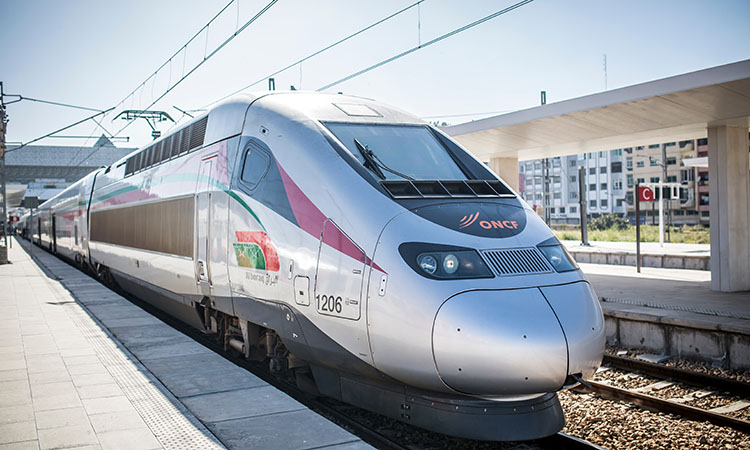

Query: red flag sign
<box><xmin>638</xmin><ymin>186</ymin><xmax>655</xmax><ymax>202</ymax></box>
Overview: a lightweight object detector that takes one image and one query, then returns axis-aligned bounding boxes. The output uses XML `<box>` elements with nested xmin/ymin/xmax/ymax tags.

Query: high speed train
<box><xmin>22</xmin><ymin>92</ymin><xmax>604</xmax><ymax>441</ymax></box>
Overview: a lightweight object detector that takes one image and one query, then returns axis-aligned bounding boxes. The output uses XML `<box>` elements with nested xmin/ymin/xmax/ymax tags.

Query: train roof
<box><xmin>111</xmin><ymin>92</ymin><xmax>425</xmax><ymax>169</ymax></box>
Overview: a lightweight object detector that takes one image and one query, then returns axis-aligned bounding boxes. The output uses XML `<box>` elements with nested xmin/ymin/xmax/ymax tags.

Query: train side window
<box><xmin>240</xmin><ymin>145</ymin><xmax>271</xmax><ymax>191</ymax></box>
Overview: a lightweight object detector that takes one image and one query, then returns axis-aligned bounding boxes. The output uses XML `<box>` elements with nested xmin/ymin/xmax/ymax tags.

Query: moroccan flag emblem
<box><xmin>233</xmin><ymin>231</ymin><xmax>280</xmax><ymax>271</ymax></box>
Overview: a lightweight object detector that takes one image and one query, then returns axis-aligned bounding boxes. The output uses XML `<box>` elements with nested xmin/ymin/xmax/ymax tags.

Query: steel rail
<box><xmin>575</xmin><ymin>380</ymin><xmax>750</xmax><ymax>433</ymax></box>
<box><xmin>603</xmin><ymin>354</ymin><xmax>750</xmax><ymax>397</ymax></box>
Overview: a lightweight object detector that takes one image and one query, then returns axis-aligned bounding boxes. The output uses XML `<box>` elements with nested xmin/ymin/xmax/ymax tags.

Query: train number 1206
<box><xmin>316</xmin><ymin>294</ymin><xmax>343</xmax><ymax>314</ymax></box>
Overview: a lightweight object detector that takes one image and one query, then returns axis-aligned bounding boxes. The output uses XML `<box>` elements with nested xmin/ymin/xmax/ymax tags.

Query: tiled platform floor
<box><xmin>1</xmin><ymin>239</ymin><xmax>369</xmax><ymax>450</ymax></box>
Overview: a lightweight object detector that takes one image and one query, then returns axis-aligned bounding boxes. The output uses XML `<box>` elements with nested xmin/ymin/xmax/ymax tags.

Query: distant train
<box><xmin>20</xmin><ymin>92</ymin><xmax>604</xmax><ymax>441</ymax></box>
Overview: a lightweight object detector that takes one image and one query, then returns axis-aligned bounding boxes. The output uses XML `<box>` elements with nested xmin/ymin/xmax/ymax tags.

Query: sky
<box><xmin>2</xmin><ymin>0</ymin><xmax>749</xmax><ymax>150</ymax></box>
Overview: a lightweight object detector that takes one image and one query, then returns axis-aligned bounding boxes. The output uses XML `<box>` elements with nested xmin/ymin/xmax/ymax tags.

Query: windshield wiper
<box><xmin>353</xmin><ymin>139</ymin><xmax>414</xmax><ymax>181</ymax></box>
<box><xmin>354</xmin><ymin>138</ymin><xmax>386</xmax><ymax>179</ymax></box>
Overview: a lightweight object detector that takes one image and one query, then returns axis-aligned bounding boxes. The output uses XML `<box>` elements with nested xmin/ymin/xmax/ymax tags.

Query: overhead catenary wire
<box><xmin>316</xmin><ymin>0</ymin><xmax>534</xmax><ymax>92</ymax></box>
<box><xmin>7</xmin><ymin>107</ymin><xmax>115</xmax><ymax>153</ymax></box>
<box><xmin>111</xmin><ymin>0</ymin><xmax>237</xmax><ymax>113</ymax></box>
<box><xmin>0</xmin><ymin>95</ymin><xmax>104</xmax><ymax>112</ymax></box>
<box><xmin>113</xmin><ymin>0</ymin><xmax>279</xmax><ymax>138</ymax></box>
<box><xmin>10</xmin><ymin>0</ymin><xmax>277</xmax><ymax>151</ymax></box>
<box><xmin>205</xmin><ymin>0</ymin><xmax>427</xmax><ymax>108</ymax></box>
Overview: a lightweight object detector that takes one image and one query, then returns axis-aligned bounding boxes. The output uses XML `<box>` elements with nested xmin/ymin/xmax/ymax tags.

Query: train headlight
<box><xmin>400</xmin><ymin>243</ymin><xmax>493</xmax><ymax>280</ymax></box>
<box><xmin>443</xmin><ymin>254</ymin><xmax>459</xmax><ymax>274</ymax></box>
<box><xmin>537</xmin><ymin>243</ymin><xmax>578</xmax><ymax>272</ymax></box>
<box><xmin>417</xmin><ymin>254</ymin><xmax>438</xmax><ymax>274</ymax></box>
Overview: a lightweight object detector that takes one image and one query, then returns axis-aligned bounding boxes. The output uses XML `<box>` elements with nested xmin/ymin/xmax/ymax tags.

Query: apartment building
<box><xmin>517</xmin><ymin>138</ymin><xmax>705</xmax><ymax>226</ymax></box>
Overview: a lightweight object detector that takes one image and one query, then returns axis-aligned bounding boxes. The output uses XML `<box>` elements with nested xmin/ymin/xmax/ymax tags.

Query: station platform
<box><xmin>0</xmin><ymin>238</ymin><xmax>371</xmax><ymax>450</ymax></box>
<box><xmin>581</xmin><ymin>262</ymin><xmax>750</xmax><ymax>370</ymax></box>
<box><xmin>563</xmin><ymin>239</ymin><xmax>710</xmax><ymax>271</ymax></box>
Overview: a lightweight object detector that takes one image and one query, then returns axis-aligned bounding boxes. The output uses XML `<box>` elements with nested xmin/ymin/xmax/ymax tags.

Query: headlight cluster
<box><xmin>537</xmin><ymin>242</ymin><xmax>579</xmax><ymax>272</ymax></box>
<box><xmin>399</xmin><ymin>243</ymin><xmax>493</xmax><ymax>280</ymax></box>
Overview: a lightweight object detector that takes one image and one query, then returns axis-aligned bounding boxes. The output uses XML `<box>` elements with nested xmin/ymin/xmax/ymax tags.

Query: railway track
<box><xmin>574</xmin><ymin>354</ymin><xmax>750</xmax><ymax>433</ymax></box>
<box><xmin>31</xmin><ymin>242</ymin><xmax>604</xmax><ymax>450</ymax></box>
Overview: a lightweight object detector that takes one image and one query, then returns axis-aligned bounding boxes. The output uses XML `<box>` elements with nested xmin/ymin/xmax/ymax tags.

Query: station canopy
<box><xmin>445</xmin><ymin>60</ymin><xmax>750</xmax><ymax>161</ymax></box>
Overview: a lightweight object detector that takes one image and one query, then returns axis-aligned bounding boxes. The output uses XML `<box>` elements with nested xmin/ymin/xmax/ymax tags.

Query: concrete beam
<box><xmin>708</xmin><ymin>125</ymin><xmax>750</xmax><ymax>292</ymax></box>
<box><xmin>489</xmin><ymin>156</ymin><xmax>519</xmax><ymax>192</ymax></box>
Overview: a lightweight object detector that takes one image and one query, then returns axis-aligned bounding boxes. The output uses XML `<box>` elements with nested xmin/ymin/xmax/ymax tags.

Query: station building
<box><xmin>4</xmin><ymin>135</ymin><xmax>134</xmax><ymax>207</ymax></box>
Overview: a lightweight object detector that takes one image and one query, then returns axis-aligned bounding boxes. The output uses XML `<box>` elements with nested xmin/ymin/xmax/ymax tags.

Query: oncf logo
<box><xmin>459</xmin><ymin>212</ymin><xmax>519</xmax><ymax>230</ymax></box>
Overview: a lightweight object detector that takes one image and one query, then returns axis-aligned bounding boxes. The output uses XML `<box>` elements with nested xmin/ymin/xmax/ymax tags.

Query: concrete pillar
<box><xmin>490</xmin><ymin>156</ymin><xmax>519</xmax><ymax>192</ymax></box>
<box><xmin>707</xmin><ymin>125</ymin><xmax>750</xmax><ymax>292</ymax></box>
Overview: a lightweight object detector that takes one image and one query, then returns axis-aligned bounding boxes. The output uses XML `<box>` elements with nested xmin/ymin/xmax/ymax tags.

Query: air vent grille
<box><xmin>481</xmin><ymin>248</ymin><xmax>553</xmax><ymax>276</ymax></box>
<box><xmin>381</xmin><ymin>179</ymin><xmax>514</xmax><ymax>199</ymax></box>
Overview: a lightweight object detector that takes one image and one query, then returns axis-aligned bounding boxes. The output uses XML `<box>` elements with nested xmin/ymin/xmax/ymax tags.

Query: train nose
<box><xmin>432</xmin><ymin>288</ymin><xmax>568</xmax><ymax>396</ymax></box>
<box><xmin>432</xmin><ymin>282</ymin><xmax>605</xmax><ymax>396</ymax></box>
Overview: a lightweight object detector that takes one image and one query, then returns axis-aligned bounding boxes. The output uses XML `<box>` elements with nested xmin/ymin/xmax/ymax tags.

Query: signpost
<box><xmin>635</xmin><ymin>185</ymin><xmax>654</xmax><ymax>272</ymax></box>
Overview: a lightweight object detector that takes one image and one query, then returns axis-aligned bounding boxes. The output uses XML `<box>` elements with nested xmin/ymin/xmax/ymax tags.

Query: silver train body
<box><xmin>22</xmin><ymin>92</ymin><xmax>604</xmax><ymax>441</ymax></box>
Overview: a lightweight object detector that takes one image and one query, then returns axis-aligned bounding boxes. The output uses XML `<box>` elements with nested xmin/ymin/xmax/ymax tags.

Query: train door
<box><xmin>51</xmin><ymin>215</ymin><xmax>56</xmax><ymax>252</ymax></box>
<box><xmin>196</xmin><ymin>155</ymin><xmax>217</xmax><ymax>296</ymax></box>
<box><xmin>314</xmin><ymin>219</ymin><xmax>372</xmax><ymax>362</ymax></box>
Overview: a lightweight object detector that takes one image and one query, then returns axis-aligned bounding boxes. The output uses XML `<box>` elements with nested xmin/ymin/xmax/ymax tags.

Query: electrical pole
<box><xmin>1</xmin><ymin>81</ymin><xmax>9</xmax><ymax>259</ymax></box>
<box><xmin>578</xmin><ymin>165</ymin><xmax>589</xmax><ymax>246</ymax></box>
<box><xmin>541</xmin><ymin>91</ymin><xmax>550</xmax><ymax>225</ymax></box>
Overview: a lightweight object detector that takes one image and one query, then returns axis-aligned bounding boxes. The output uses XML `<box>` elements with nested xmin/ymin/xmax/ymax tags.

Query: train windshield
<box><xmin>325</xmin><ymin>123</ymin><xmax>467</xmax><ymax>181</ymax></box>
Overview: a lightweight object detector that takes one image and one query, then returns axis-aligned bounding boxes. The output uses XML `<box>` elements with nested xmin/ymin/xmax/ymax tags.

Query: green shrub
<box><xmin>589</xmin><ymin>214</ymin><xmax>629</xmax><ymax>231</ymax></box>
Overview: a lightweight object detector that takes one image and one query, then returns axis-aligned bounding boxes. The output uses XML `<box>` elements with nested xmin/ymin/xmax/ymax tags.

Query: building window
<box><xmin>627</xmin><ymin>174</ymin><xmax>634</xmax><ymax>188</ymax></box>
<box><xmin>589</xmin><ymin>167</ymin><xmax>596</xmax><ymax>175</ymax></box>
<box><xmin>650</xmin><ymin>177</ymin><xmax>660</xmax><ymax>183</ymax></box>
<box><xmin>650</xmin><ymin>159</ymin><xmax>660</xmax><ymax>166</ymax></box>
<box><xmin>611</xmin><ymin>149</ymin><xmax>622</xmax><ymax>156</ymax></box>
<box><xmin>535</xmin><ymin>193</ymin><xmax>542</xmax><ymax>201</ymax></box>
<box><xmin>589</xmin><ymin>183</ymin><xmax>596</xmax><ymax>191</ymax></box>
<box><xmin>590</xmin><ymin>200</ymin><xmax>597</xmax><ymax>208</ymax></box>
<box><xmin>570</xmin><ymin>192</ymin><xmax>578</xmax><ymax>200</ymax></box>
<box><xmin>601</xmin><ymin>199</ymin><xmax>608</xmax><ymax>208</ymax></box>
<box><xmin>552</xmin><ymin>157</ymin><xmax>561</xmax><ymax>167</ymax></box>
<box><xmin>667</xmin><ymin>157</ymin><xmax>677</xmax><ymax>165</ymax></box>
<box><xmin>611</xmin><ymin>162</ymin><xmax>622</xmax><ymax>173</ymax></box>
<box><xmin>525</xmin><ymin>163</ymin><xmax>533</xmax><ymax>171</ymax></box>
<box><xmin>534</xmin><ymin>162</ymin><xmax>542</xmax><ymax>170</ymax></box>
<box><xmin>698</xmin><ymin>138</ymin><xmax>708</xmax><ymax>146</ymax></box>
<box><xmin>636</xmin><ymin>160</ymin><xmax>645</xmax><ymax>168</ymax></box>
<box><xmin>550</xmin><ymin>207</ymin><xmax>555</xmax><ymax>214</ymax></box>
<box><xmin>681</xmin><ymin>169</ymin><xmax>694</xmax><ymax>182</ymax></box>
<box><xmin>553</xmin><ymin>192</ymin><xmax>561</xmax><ymax>199</ymax></box>
<box><xmin>560</xmin><ymin>207</ymin><xmax>566</xmax><ymax>213</ymax></box>
<box><xmin>570</xmin><ymin>175</ymin><xmax>577</xmax><ymax>183</ymax></box>
<box><xmin>600</xmin><ymin>183</ymin><xmax>607</xmax><ymax>190</ymax></box>
<box><xmin>637</xmin><ymin>177</ymin><xmax>645</xmax><ymax>184</ymax></box>
<box><xmin>599</xmin><ymin>151</ymin><xmax>606</xmax><ymax>157</ymax></box>
<box><xmin>649</xmin><ymin>144</ymin><xmax>660</xmax><ymax>149</ymax></box>
<box><xmin>613</xmin><ymin>180</ymin><xmax>622</xmax><ymax>190</ymax></box>
<box><xmin>625</xmin><ymin>192</ymin><xmax>634</xmax><ymax>204</ymax></box>
<box><xmin>552</xmin><ymin>176</ymin><xmax>561</xmax><ymax>184</ymax></box>
<box><xmin>526</xmin><ymin>178</ymin><xmax>533</xmax><ymax>186</ymax></box>
<box><xmin>626</xmin><ymin>158</ymin><xmax>633</xmax><ymax>170</ymax></box>
<box><xmin>667</xmin><ymin>175</ymin><xmax>677</xmax><ymax>183</ymax></box>
<box><xmin>570</xmin><ymin>206</ymin><xmax>577</xmax><ymax>213</ymax></box>
<box><xmin>569</xmin><ymin>159</ymin><xmax>577</xmax><ymax>167</ymax></box>
<box><xmin>535</xmin><ymin>177</ymin><xmax>542</xmax><ymax>186</ymax></box>
<box><xmin>616</xmin><ymin>199</ymin><xmax>624</xmax><ymax>207</ymax></box>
